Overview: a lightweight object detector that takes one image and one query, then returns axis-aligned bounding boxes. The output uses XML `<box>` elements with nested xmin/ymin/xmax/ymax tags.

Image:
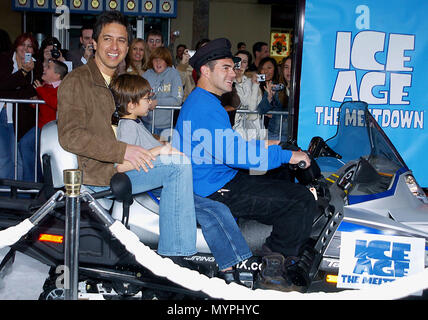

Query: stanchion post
<box><xmin>63</xmin><ymin>169</ymin><xmax>82</xmax><ymax>300</ymax></box>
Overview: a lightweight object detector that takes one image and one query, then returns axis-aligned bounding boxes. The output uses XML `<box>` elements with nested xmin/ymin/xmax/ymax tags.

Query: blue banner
<box><xmin>298</xmin><ymin>0</ymin><xmax>428</xmax><ymax>186</ymax></box>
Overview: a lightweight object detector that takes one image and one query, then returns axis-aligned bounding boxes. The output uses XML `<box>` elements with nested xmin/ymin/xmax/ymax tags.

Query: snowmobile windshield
<box><xmin>324</xmin><ymin>101</ymin><xmax>407</xmax><ymax>175</ymax></box>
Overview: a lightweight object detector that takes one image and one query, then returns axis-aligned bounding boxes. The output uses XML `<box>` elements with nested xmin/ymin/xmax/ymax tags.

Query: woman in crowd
<box><xmin>35</xmin><ymin>36</ymin><xmax>65</xmax><ymax>73</ymax></box>
<box><xmin>142</xmin><ymin>47</ymin><xmax>183</xmax><ymax>140</ymax></box>
<box><xmin>280</xmin><ymin>56</ymin><xmax>292</xmax><ymax>95</ymax></box>
<box><xmin>0</xmin><ymin>32</ymin><xmax>41</xmax><ymax>180</ymax></box>
<box><xmin>232</xmin><ymin>50</ymin><xmax>266</xmax><ymax>140</ymax></box>
<box><xmin>124</xmin><ymin>38</ymin><xmax>148</xmax><ymax>77</ymax></box>
<box><xmin>257</xmin><ymin>56</ymin><xmax>288</xmax><ymax>142</ymax></box>
<box><xmin>176</xmin><ymin>49</ymin><xmax>195</xmax><ymax>101</ymax></box>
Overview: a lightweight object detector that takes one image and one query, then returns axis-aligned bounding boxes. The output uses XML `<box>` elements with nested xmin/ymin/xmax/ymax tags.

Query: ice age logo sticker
<box><xmin>337</xmin><ymin>232</ymin><xmax>425</xmax><ymax>290</ymax></box>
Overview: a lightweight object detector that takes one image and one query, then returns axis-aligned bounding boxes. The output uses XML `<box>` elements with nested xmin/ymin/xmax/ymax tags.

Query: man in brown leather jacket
<box><xmin>57</xmin><ymin>11</ymin><xmax>198</xmax><ymax>258</ymax></box>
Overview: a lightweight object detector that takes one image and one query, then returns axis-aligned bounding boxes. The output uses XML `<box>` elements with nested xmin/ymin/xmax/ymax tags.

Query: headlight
<box><xmin>405</xmin><ymin>174</ymin><xmax>428</xmax><ymax>204</ymax></box>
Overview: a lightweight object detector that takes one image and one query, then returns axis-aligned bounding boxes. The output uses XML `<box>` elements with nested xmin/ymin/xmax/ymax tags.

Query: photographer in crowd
<box><xmin>66</xmin><ymin>24</ymin><xmax>94</xmax><ymax>69</ymax></box>
<box><xmin>0</xmin><ymin>32</ymin><xmax>41</xmax><ymax>180</ymax></box>
<box><xmin>35</xmin><ymin>37</ymin><xmax>66</xmax><ymax>74</ymax></box>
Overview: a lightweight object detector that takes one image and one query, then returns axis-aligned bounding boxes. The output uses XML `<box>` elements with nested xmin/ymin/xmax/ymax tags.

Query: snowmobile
<box><xmin>0</xmin><ymin>100</ymin><xmax>426</xmax><ymax>299</ymax></box>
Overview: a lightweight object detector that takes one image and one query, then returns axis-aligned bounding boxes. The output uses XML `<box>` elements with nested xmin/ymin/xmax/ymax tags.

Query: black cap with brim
<box><xmin>189</xmin><ymin>38</ymin><xmax>241</xmax><ymax>71</ymax></box>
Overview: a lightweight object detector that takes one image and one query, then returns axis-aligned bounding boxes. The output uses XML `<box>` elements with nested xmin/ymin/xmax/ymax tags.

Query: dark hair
<box><xmin>146</xmin><ymin>29</ymin><xmax>163</xmax><ymax>43</ymax></box>
<box><xmin>235</xmin><ymin>49</ymin><xmax>252</xmax><ymax>69</ymax></box>
<box><xmin>252</xmin><ymin>41</ymin><xmax>267</xmax><ymax>57</ymax></box>
<box><xmin>195</xmin><ymin>38</ymin><xmax>210</xmax><ymax>50</ymax></box>
<box><xmin>258</xmin><ymin>56</ymin><xmax>279</xmax><ymax>90</ymax></box>
<box><xmin>13</xmin><ymin>32</ymin><xmax>39</xmax><ymax>54</ymax></box>
<box><xmin>37</xmin><ymin>36</ymin><xmax>61</xmax><ymax>63</ymax></box>
<box><xmin>51</xmin><ymin>60</ymin><xmax>68</xmax><ymax>80</ymax></box>
<box><xmin>110</xmin><ymin>73</ymin><xmax>152</xmax><ymax>117</ymax></box>
<box><xmin>80</xmin><ymin>22</ymin><xmax>94</xmax><ymax>35</ymax></box>
<box><xmin>0</xmin><ymin>29</ymin><xmax>12</xmax><ymax>54</ymax></box>
<box><xmin>176</xmin><ymin>44</ymin><xmax>186</xmax><ymax>51</ymax></box>
<box><xmin>195</xmin><ymin>59</ymin><xmax>217</xmax><ymax>78</ymax></box>
<box><xmin>93</xmin><ymin>11</ymin><xmax>131</xmax><ymax>44</ymax></box>
<box><xmin>41</xmin><ymin>36</ymin><xmax>62</xmax><ymax>51</ymax></box>
<box><xmin>237</xmin><ymin>42</ymin><xmax>246</xmax><ymax>49</ymax></box>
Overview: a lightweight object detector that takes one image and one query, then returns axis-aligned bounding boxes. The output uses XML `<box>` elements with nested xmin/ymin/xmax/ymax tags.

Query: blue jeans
<box><xmin>193</xmin><ymin>195</ymin><xmax>252</xmax><ymax>270</ymax></box>
<box><xmin>91</xmin><ymin>154</ymin><xmax>197</xmax><ymax>257</ymax></box>
<box><xmin>0</xmin><ymin>108</ymin><xmax>23</xmax><ymax>180</ymax></box>
<box><xmin>150</xmin><ymin>190</ymin><xmax>252</xmax><ymax>270</ymax></box>
<box><xmin>18</xmin><ymin>126</ymin><xmax>43</xmax><ymax>182</ymax></box>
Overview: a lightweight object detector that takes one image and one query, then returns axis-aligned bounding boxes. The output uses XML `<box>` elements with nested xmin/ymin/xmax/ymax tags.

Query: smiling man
<box><xmin>173</xmin><ymin>38</ymin><xmax>316</xmax><ymax>292</ymax></box>
<box><xmin>57</xmin><ymin>11</ymin><xmax>155</xmax><ymax>182</ymax></box>
<box><xmin>56</xmin><ymin>11</ymin><xmax>201</xmax><ymax>260</ymax></box>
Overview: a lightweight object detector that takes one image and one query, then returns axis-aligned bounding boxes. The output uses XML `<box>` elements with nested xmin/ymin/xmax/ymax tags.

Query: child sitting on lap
<box><xmin>110</xmin><ymin>74</ymin><xmax>252</xmax><ymax>282</ymax></box>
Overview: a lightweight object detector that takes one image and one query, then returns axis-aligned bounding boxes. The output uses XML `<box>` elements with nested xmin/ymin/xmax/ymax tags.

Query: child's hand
<box><xmin>159</xmin><ymin>143</ymin><xmax>183</xmax><ymax>155</ymax></box>
<box><xmin>33</xmin><ymin>80</ymin><xmax>42</xmax><ymax>89</ymax></box>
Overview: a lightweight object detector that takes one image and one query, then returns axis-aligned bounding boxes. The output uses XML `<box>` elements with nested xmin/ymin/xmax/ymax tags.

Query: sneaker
<box><xmin>255</xmin><ymin>254</ymin><xmax>302</xmax><ymax>292</ymax></box>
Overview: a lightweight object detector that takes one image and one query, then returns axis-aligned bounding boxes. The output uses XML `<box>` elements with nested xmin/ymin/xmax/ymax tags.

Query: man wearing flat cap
<box><xmin>173</xmin><ymin>38</ymin><xmax>317</xmax><ymax>292</ymax></box>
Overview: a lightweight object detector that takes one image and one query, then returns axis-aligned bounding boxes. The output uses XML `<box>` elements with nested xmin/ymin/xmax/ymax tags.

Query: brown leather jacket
<box><xmin>57</xmin><ymin>57</ymin><xmax>127</xmax><ymax>186</ymax></box>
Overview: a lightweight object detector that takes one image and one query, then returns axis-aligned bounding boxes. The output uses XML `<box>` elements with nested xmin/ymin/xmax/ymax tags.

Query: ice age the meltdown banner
<box><xmin>298</xmin><ymin>0</ymin><xmax>428</xmax><ymax>186</ymax></box>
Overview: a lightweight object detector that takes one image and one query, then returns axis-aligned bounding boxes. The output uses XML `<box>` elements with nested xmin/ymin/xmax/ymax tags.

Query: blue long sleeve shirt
<box><xmin>173</xmin><ymin>87</ymin><xmax>292</xmax><ymax>197</ymax></box>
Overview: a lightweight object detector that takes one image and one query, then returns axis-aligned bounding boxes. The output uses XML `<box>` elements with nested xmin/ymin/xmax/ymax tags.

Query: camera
<box><xmin>256</xmin><ymin>74</ymin><xmax>266</xmax><ymax>82</ymax></box>
<box><xmin>271</xmin><ymin>83</ymin><xmax>285</xmax><ymax>91</ymax></box>
<box><xmin>187</xmin><ymin>49</ymin><xmax>196</xmax><ymax>58</ymax></box>
<box><xmin>51</xmin><ymin>44</ymin><xmax>61</xmax><ymax>59</ymax></box>
<box><xmin>24</xmin><ymin>52</ymin><xmax>32</xmax><ymax>63</ymax></box>
<box><xmin>234</xmin><ymin>60</ymin><xmax>241</xmax><ymax>70</ymax></box>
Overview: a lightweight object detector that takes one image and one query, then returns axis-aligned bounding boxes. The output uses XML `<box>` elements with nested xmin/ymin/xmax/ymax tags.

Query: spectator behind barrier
<box><xmin>19</xmin><ymin>60</ymin><xmax>69</xmax><ymax>182</ymax></box>
<box><xmin>146</xmin><ymin>29</ymin><xmax>164</xmax><ymax>54</ymax></box>
<box><xmin>237</xmin><ymin>41</ymin><xmax>246</xmax><ymax>51</ymax></box>
<box><xmin>0</xmin><ymin>32</ymin><xmax>41</xmax><ymax>180</ymax></box>
<box><xmin>176</xmin><ymin>48</ymin><xmax>195</xmax><ymax>101</ymax></box>
<box><xmin>35</xmin><ymin>36</ymin><xmax>66</xmax><ymax>73</ymax></box>
<box><xmin>257</xmin><ymin>57</ymin><xmax>288</xmax><ymax>142</ymax></box>
<box><xmin>248</xmin><ymin>41</ymin><xmax>269</xmax><ymax>72</ymax></box>
<box><xmin>66</xmin><ymin>23</ymin><xmax>94</xmax><ymax>69</ymax></box>
<box><xmin>141</xmin><ymin>47</ymin><xmax>183</xmax><ymax>140</ymax></box>
<box><xmin>175</xmin><ymin>44</ymin><xmax>186</xmax><ymax>66</ymax></box>
<box><xmin>124</xmin><ymin>38</ymin><xmax>148</xmax><ymax>77</ymax></box>
<box><xmin>233</xmin><ymin>50</ymin><xmax>266</xmax><ymax>141</ymax></box>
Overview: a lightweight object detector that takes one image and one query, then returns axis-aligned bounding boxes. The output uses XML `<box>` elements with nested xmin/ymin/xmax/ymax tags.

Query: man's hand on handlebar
<box><xmin>289</xmin><ymin>151</ymin><xmax>311</xmax><ymax>168</ymax></box>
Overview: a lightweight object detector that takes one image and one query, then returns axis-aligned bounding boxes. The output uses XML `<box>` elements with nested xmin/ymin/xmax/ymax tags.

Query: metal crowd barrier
<box><xmin>1</xmin><ymin>98</ymin><xmax>45</xmax><ymax>183</ymax></box>
<box><xmin>150</xmin><ymin>105</ymin><xmax>289</xmax><ymax>142</ymax></box>
<box><xmin>1</xmin><ymin>98</ymin><xmax>288</xmax><ymax>185</ymax></box>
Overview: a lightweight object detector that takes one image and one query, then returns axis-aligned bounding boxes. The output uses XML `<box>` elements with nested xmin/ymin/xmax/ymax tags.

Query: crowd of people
<box><xmin>0</xmin><ymin>12</ymin><xmax>313</xmax><ymax>293</ymax></box>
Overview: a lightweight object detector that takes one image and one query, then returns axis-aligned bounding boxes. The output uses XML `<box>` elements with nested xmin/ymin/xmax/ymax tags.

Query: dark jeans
<box><xmin>208</xmin><ymin>168</ymin><xmax>316</xmax><ymax>257</ymax></box>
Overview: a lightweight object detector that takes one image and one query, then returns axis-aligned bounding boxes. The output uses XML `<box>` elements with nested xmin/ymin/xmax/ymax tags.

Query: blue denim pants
<box><xmin>0</xmin><ymin>108</ymin><xmax>23</xmax><ymax>180</ymax></box>
<box><xmin>90</xmin><ymin>154</ymin><xmax>197</xmax><ymax>257</ymax></box>
<box><xmin>18</xmin><ymin>126</ymin><xmax>43</xmax><ymax>182</ymax></box>
<box><xmin>193</xmin><ymin>195</ymin><xmax>252</xmax><ymax>270</ymax></box>
<box><xmin>150</xmin><ymin>190</ymin><xmax>252</xmax><ymax>270</ymax></box>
